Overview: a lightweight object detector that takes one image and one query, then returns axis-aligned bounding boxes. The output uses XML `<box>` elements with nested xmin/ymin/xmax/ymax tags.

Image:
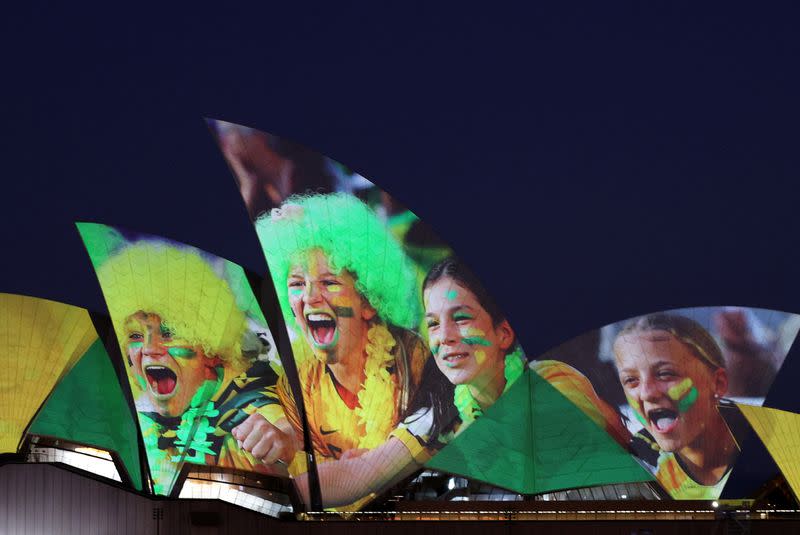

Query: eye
<box><xmin>160</xmin><ymin>326</ymin><xmax>174</xmax><ymax>339</ymax></box>
<box><xmin>288</xmin><ymin>279</ymin><xmax>305</xmax><ymax>288</ymax></box>
<box><xmin>453</xmin><ymin>312</ymin><xmax>474</xmax><ymax>323</ymax></box>
<box><xmin>621</xmin><ymin>376</ymin><xmax>639</xmax><ymax>387</ymax></box>
<box><xmin>128</xmin><ymin>332</ymin><xmax>143</xmax><ymax>342</ymax></box>
<box><xmin>426</xmin><ymin>319</ymin><xmax>440</xmax><ymax>330</ymax></box>
<box><xmin>656</xmin><ymin>369</ymin><xmax>677</xmax><ymax>380</ymax></box>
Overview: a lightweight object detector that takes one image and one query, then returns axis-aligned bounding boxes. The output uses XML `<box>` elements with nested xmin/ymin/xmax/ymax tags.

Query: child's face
<box><xmin>424</xmin><ymin>277</ymin><xmax>513</xmax><ymax>388</ymax></box>
<box><xmin>614</xmin><ymin>330</ymin><xmax>727</xmax><ymax>453</ymax></box>
<box><xmin>287</xmin><ymin>250</ymin><xmax>376</xmax><ymax>365</ymax></box>
<box><xmin>125</xmin><ymin>312</ymin><xmax>219</xmax><ymax>418</ymax></box>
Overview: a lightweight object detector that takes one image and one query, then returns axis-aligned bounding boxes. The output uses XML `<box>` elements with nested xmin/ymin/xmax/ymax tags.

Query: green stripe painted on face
<box><xmin>331</xmin><ymin>306</ymin><xmax>354</xmax><ymax>318</ymax></box>
<box><xmin>667</xmin><ymin>378</ymin><xmax>693</xmax><ymax>400</ymax></box>
<box><xmin>462</xmin><ymin>336</ymin><xmax>492</xmax><ymax>347</ymax></box>
<box><xmin>625</xmin><ymin>393</ymin><xmax>648</xmax><ymax>426</ymax></box>
<box><xmin>677</xmin><ymin>386</ymin><xmax>699</xmax><ymax>414</ymax></box>
<box><xmin>167</xmin><ymin>347</ymin><xmax>197</xmax><ymax>358</ymax></box>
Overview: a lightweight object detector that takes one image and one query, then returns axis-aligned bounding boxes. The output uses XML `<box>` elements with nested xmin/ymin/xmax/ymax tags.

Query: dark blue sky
<box><xmin>3</xmin><ymin>4</ymin><xmax>799</xmax><ymax>496</ymax></box>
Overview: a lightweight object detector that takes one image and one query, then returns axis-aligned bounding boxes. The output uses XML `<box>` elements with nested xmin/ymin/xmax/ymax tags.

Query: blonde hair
<box><xmin>96</xmin><ymin>242</ymin><xmax>249</xmax><ymax>370</ymax></box>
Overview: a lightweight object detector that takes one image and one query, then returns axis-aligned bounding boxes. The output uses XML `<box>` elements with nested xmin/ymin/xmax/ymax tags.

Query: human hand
<box><xmin>232</xmin><ymin>413</ymin><xmax>298</xmax><ymax>466</ymax></box>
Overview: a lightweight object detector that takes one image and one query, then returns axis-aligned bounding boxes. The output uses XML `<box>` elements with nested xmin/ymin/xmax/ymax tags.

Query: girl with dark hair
<box><xmin>294</xmin><ymin>257</ymin><xmax>629</xmax><ymax>508</ymax></box>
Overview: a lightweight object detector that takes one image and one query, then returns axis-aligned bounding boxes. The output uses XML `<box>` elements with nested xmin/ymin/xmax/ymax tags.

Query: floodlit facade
<box><xmin>2</xmin><ymin>122</ymin><xmax>800</xmax><ymax>531</ymax></box>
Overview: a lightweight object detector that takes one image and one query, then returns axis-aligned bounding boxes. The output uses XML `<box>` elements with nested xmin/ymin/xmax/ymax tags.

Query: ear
<box><xmin>204</xmin><ymin>356</ymin><xmax>223</xmax><ymax>380</ymax></box>
<box><xmin>495</xmin><ymin>320</ymin><xmax>515</xmax><ymax>352</ymax></box>
<box><xmin>713</xmin><ymin>367</ymin><xmax>728</xmax><ymax>398</ymax></box>
<box><xmin>361</xmin><ymin>299</ymin><xmax>377</xmax><ymax>321</ymax></box>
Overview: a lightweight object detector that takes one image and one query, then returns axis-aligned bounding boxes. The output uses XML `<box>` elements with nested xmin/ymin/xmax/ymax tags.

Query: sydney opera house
<box><xmin>2</xmin><ymin>120</ymin><xmax>799</xmax><ymax>534</ymax></box>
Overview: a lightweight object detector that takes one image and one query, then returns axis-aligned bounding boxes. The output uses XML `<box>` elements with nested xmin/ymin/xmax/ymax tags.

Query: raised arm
<box><xmin>294</xmin><ymin>436</ymin><xmax>420</xmax><ymax>508</ymax></box>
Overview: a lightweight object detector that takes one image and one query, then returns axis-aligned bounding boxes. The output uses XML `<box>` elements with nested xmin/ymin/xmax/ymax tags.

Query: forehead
<box><xmin>424</xmin><ymin>278</ymin><xmax>480</xmax><ymax>311</ymax></box>
<box><xmin>288</xmin><ymin>250</ymin><xmax>358</xmax><ymax>285</ymax></box>
<box><xmin>125</xmin><ymin>311</ymin><xmax>162</xmax><ymax>328</ymax></box>
<box><xmin>613</xmin><ymin>330</ymin><xmax>698</xmax><ymax>367</ymax></box>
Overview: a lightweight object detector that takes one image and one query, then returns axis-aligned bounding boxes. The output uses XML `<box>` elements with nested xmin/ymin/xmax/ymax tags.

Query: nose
<box><xmin>440</xmin><ymin>318</ymin><xmax>460</xmax><ymax>346</ymax></box>
<box><xmin>142</xmin><ymin>333</ymin><xmax>167</xmax><ymax>357</ymax></box>
<box><xmin>303</xmin><ymin>281</ymin><xmax>323</xmax><ymax>304</ymax></box>
<box><xmin>639</xmin><ymin>375</ymin><xmax>661</xmax><ymax>402</ymax></box>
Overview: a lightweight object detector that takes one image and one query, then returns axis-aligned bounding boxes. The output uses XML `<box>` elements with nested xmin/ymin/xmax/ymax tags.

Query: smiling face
<box><xmin>125</xmin><ymin>312</ymin><xmax>220</xmax><ymax>418</ymax></box>
<box><xmin>287</xmin><ymin>250</ymin><xmax>376</xmax><ymax>364</ymax></box>
<box><xmin>614</xmin><ymin>330</ymin><xmax>728</xmax><ymax>453</ymax></box>
<box><xmin>424</xmin><ymin>277</ymin><xmax>513</xmax><ymax>389</ymax></box>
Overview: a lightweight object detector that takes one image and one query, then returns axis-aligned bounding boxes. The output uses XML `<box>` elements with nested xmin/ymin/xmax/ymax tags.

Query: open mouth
<box><xmin>145</xmin><ymin>365</ymin><xmax>177</xmax><ymax>396</ymax></box>
<box><xmin>306</xmin><ymin>312</ymin><xmax>337</xmax><ymax>346</ymax></box>
<box><xmin>647</xmin><ymin>408</ymin><xmax>679</xmax><ymax>433</ymax></box>
<box><xmin>441</xmin><ymin>352</ymin><xmax>469</xmax><ymax>368</ymax></box>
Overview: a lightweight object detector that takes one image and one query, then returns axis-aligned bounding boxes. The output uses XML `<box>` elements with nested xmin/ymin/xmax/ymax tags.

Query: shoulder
<box><xmin>529</xmin><ymin>359</ymin><xmax>590</xmax><ymax>383</ymax></box>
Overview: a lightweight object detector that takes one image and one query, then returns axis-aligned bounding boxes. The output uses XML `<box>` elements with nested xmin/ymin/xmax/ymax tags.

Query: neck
<box><xmin>678</xmin><ymin>415</ymin><xmax>737</xmax><ymax>485</ymax></box>
<box><xmin>327</xmin><ymin>329</ymin><xmax>370</xmax><ymax>395</ymax></box>
<box><xmin>468</xmin><ymin>372</ymin><xmax>506</xmax><ymax>410</ymax></box>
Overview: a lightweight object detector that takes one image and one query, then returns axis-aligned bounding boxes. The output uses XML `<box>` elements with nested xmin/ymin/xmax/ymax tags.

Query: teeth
<box><xmin>146</xmin><ymin>365</ymin><xmax>167</xmax><ymax>372</ymax></box>
<box><xmin>307</xmin><ymin>313</ymin><xmax>333</xmax><ymax>322</ymax></box>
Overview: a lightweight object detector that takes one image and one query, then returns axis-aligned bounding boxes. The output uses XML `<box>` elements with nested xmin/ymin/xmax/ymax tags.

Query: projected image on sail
<box><xmin>77</xmin><ymin>222</ymin><xmax>294</xmax><ymax>495</ymax></box>
<box><xmin>539</xmin><ymin>307</ymin><xmax>799</xmax><ymax>500</ymax></box>
<box><xmin>208</xmin><ymin>120</ymin><xmax>651</xmax><ymax>509</ymax></box>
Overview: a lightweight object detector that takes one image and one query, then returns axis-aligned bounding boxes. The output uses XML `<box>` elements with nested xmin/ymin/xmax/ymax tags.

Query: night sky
<box><xmin>3</xmin><ymin>4</ymin><xmax>799</xmax><ymax>497</ymax></box>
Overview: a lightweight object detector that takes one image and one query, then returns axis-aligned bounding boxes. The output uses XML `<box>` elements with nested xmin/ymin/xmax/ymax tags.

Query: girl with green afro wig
<box><xmin>95</xmin><ymin>241</ymin><xmax>250</xmax><ymax>372</ymax></box>
<box><xmin>256</xmin><ymin>193</ymin><xmax>420</xmax><ymax>330</ymax></box>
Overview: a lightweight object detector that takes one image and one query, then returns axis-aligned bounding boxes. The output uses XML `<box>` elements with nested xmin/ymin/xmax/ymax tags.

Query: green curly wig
<box><xmin>255</xmin><ymin>193</ymin><xmax>420</xmax><ymax>329</ymax></box>
<box><xmin>94</xmin><ymin>241</ymin><xmax>249</xmax><ymax>371</ymax></box>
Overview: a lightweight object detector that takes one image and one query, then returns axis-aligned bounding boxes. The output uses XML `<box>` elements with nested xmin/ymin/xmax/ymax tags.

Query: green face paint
<box><xmin>331</xmin><ymin>306</ymin><xmax>354</xmax><ymax>318</ymax></box>
<box><xmin>431</xmin><ymin>344</ymin><xmax>440</xmax><ymax>356</ymax></box>
<box><xmin>167</xmin><ymin>347</ymin><xmax>197</xmax><ymax>358</ymax></box>
<box><xmin>288</xmin><ymin>288</ymin><xmax>303</xmax><ymax>297</ymax></box>
<box><xmin>667</xmin><ymin>378</ymin><xmax>698</xmax><ymax>413</ymax></box>
<box><xmin>453</xmin><ymin>312</ymin><xmax>474</xmax><ymax>321</ymax></box>
<box><xmin>462</xmin><ymin>336</ymin><xmax>492</xmax><ymax>347</ymax></box>
<box><xmin>135</xmin><ymin>374</ymin><xmax>148</xmax><ymax>390</ymax></box>
<box><xmin>667</xmin><ymin>378</ymin><xmax>693</xmax><ymax>400</ymax></box>
<box><xmin>446</xmin><ymin>289</ymin><xmax>458</xmax><ymax>301</ymax></box>
<box><xmin>128</xmin><ymin>341</ymin><xmax>143</xmax><ymax>350</ymax></box>
<box><xmin>677</xmin><ymin>386</ymin><xmax>698</xmax><ymax>413</ymax></box>
<box><xmin>625</xmin><ymin>393</ymin><xmax>648</xmax><ymax>426</ymax></box>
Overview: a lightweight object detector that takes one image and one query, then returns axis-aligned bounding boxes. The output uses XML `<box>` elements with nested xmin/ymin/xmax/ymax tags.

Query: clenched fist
<box><xmin>232</xmin><ymin>413</ymin><xmax>299</xmax><ymax>466</ymax></box>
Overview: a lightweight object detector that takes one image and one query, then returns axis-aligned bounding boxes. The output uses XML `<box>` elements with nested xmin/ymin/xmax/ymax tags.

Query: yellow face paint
<box><xmin>626</xmin><ymin>393</ymin><xmax>648</xmax><ymax>426</ymax></box>
<box><xmin>474</xmin><ymin>349</ymin><xmax>486</xmax><ymax>364</ymax></box>
<box><xmin>667</xmin><ymin>378</ymin><xmax>693</xmax><ymax>401</ymax></box>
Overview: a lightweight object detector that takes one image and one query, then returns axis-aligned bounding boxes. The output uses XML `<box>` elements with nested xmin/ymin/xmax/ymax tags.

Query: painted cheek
<box><xmin>327</xmin><ymin>284</ymin><xmax>342</xmax><ymax>293</ymax></box>
<box><xmin>288</xmin><ymin>288</ymin><xmax>303</xmax><ymax>298</ymax></box>
<box><xmin>625</xmin><ymin>393</ymin><xmax>648</xmax><ymax>427</ymax></box>
<box><xmin>462</xmin><ymin>329</ymin><xmax>492</xmax><ymax>347</ymax></box>
<box><xmin>474</xmin><ymin>349</ymin><xmax>486</xmax><ymax>364</ymax></box>
<box><xmin>431</xmin><ymin>344</ymin><xmax>440</xmax><ymax>356</ymax></box>
<box><xmin>667</xmin><ymin>378</ymin><xmax>699</xmax><ymax>413</ymax></box>
<box><xmin>129</xmin><ymin>341</ymin><xmax>143</xmax><ymax>350</ymax></box>
<box><xmin>167</xmin><ymin>347</ymin><xmax>197</xmax><ymax>358</ymax></box>
<box><xmin>331</xmin><ymin>306</ymin><xmax>354</xmax><ymax>317</ymax></box>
